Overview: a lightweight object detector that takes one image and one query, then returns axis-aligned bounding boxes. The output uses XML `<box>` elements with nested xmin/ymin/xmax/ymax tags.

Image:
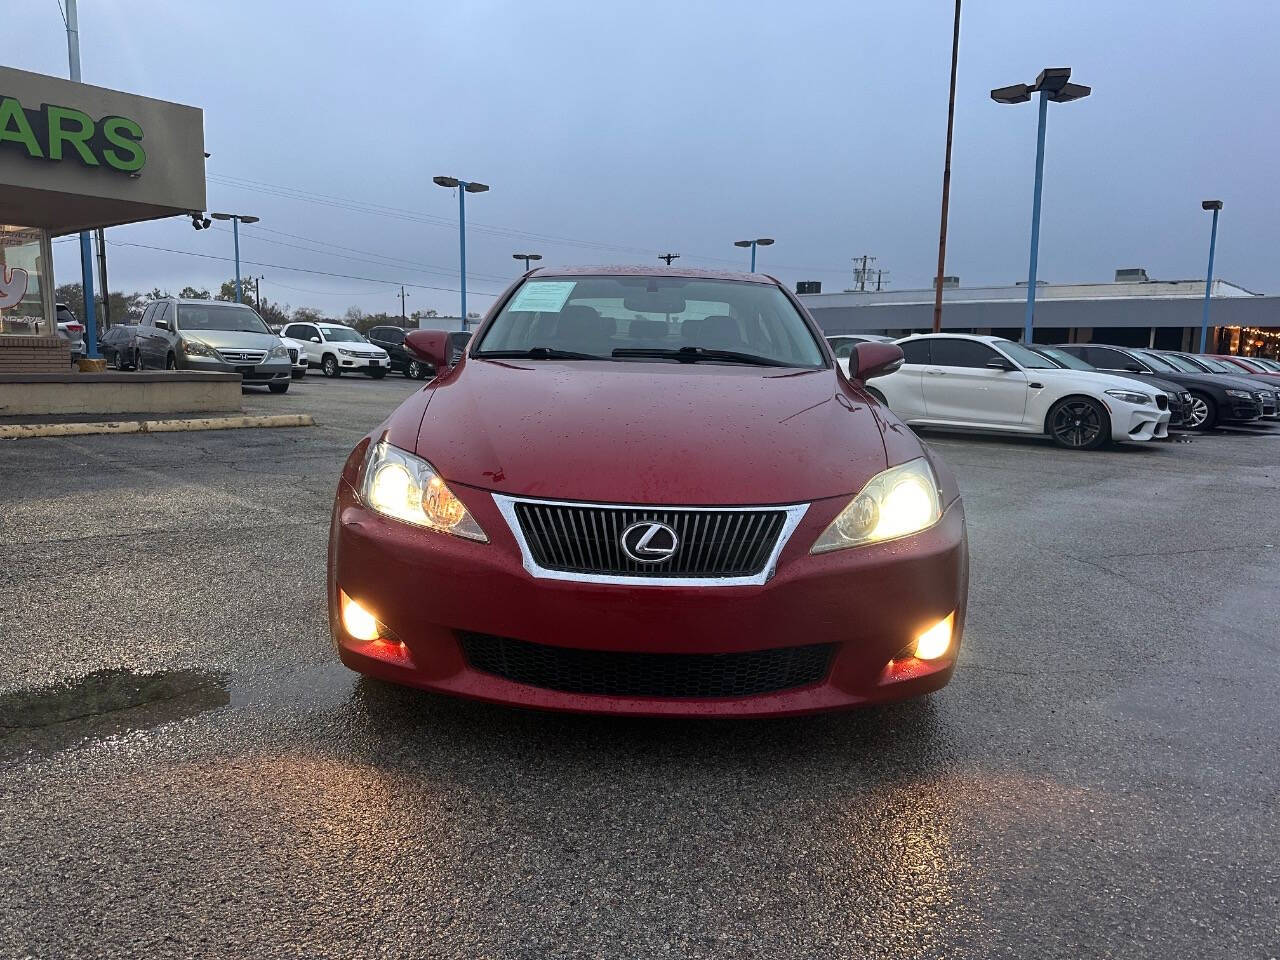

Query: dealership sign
<box><xmin>0</xmin><ymin>94</ymin><xmax>145</xmax><ymax>173</ymax></box>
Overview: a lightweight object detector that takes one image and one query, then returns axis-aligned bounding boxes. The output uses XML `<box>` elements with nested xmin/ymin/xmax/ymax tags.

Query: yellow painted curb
<box><xmin>0</xmin><ymin>413</ymin><xmax>314</xmax><ymax>440</ymax></box>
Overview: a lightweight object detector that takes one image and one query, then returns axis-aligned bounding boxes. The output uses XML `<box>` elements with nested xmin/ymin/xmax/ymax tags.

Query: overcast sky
<box><xmin>10</xmin><ymin>0</ymin><xmax>1279</xmax><ymax>316</ymax></box>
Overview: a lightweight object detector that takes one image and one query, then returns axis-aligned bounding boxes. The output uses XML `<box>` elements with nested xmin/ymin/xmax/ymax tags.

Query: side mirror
<box><xmin>310</xmin><ymin>337</ymin><xmax>322</xmax><ymax>344</ymax></box>
<box><xmin>405</xmin><ymin>329</ymin><xmax>450</xmax><ymax>370</ymax></box>
<box><xmin>852</xmin><ymin>342</ymin><xmax>904</xmax><ymax>381</ymax></box>
<box><xmin>986</xmin><ymin>358</ymin><xmax>1015</xmax><ymax>371</ymax></box>
<box><xmin>155</xmin><ymin>320</ymin><xmax>170</xmax><ymax>331</ymax></box>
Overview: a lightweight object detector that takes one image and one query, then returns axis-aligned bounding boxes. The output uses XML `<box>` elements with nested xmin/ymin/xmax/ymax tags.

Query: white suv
<box><xmin>282</xmin><ymin>321</ymin><xmax>390</xmax><ymax>378</ymax></box>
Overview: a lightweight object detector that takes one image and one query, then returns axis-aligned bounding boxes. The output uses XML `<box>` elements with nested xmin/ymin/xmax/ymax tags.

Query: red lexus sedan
<box><xmin>328</xmin><ymin>266</ymin><xmax>968</xmax><ymax>716</ymax></box>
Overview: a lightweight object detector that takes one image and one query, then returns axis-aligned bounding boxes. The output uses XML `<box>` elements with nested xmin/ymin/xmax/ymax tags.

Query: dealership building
<box><xmin>799</xmin><ymin>269</ymin><xmax>1280</xmax><ymax>358</ymax></box>
<box><xmin>0</xmin><ymin>64</ymin><xmax>205</xmax><ymax>372</ymax></box>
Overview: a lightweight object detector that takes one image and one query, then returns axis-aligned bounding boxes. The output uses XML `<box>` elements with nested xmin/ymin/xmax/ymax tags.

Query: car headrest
<box><xmin>628</xmin><ymin>319</ymin><xmax>667</xmax><ymax>340</ymax></box>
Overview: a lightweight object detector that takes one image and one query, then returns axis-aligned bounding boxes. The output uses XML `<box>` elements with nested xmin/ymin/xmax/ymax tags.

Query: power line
<box><xmin>105</xmin><ymin>239</ymin><xmax>503</xmax><ymax>297</ymax></box>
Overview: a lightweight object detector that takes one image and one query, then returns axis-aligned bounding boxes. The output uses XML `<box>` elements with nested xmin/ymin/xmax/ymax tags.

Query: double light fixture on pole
<box><xmin>734</xmin><ymin>237</ymin><xmax>774</xmax><ymax>273</ymax></box>
<box><xmin>1199</xmin><ymin>200</ymin><xmax>1224</xmax><ymax>353</ymax></box>
<box><xmin>991</xmin><ymin>68</ymin><xmax>1091</xmax><ymax>344</ymax></box>
<box><xmin>208</xmin><ymin>212</ymin><xmax>260</xmax><ymax>302</ymax></box>
<box><xmin>513</xmin><ymin>252</ymin><xmax>542</xmax><ymax>272</ymax></box>
<box><xmin>433</xmin><ymin>176</ymin><xmax>489</xmax><ymax>324</ymax></box>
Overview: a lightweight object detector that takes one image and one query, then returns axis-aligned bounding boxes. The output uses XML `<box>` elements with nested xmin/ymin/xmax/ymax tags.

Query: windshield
<box><xmin>1142</xmin><ymin>352</ymin><xmax>1198</xmax><ymax>373</ymax></box>
<box><xmin>1194</xmin><ymin>356</ymin><xmax>1236</xmax><ymax>374</ymax></box>
<box><xmin>994</xmin><ymin>340</ymin><xmax>1057</xmax><ymax>369</ymax></box>
<box><xmin>1136</xmin><ymin>350</ymin><xmax>1182</xmax><ymax>371</ymax></box>
<box><xmin>1254</xmin><ymin>357</ymin><xmax>1280</xmax><ymax>371</ymax></box>
<box><xmin>176</xmin><ymin>303</ymin><xmax>271</xmax><ymax>334</ymax></box>
<box><xmin>320</xmin><ymin>327</ymin><xmax>366</xmax><ymax>343</ymax></box>
<box><xmin>476</xmin><ymin>276</ymin><xmax>825</xmax><ymax>368</ymax></box>
<box><xmin>1033</xmin><ymin>346</ymin><xmax>1094</xmax><ymax>371</ymax></box>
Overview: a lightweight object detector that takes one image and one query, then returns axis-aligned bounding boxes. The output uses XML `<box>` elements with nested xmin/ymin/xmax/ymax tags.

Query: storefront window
<box><xmin>0</xmin><ymin>224</ymin><xmax>53</xmax><ymax>336</ymax></box>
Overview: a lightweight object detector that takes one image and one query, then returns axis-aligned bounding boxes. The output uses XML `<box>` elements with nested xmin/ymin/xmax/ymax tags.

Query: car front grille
<box><xmin>512</xmin><ymin>501</ymin><xmax>789</xmax><ymax>579</ymax></box>
<box><xmin>217</xmin><ymin>349</ymin><xmax>267</xmax><ymax>364</ymax></box>
<box><xmin>287</xmin><ymin>348</ymin><xmax>299</xmax><ymax>363</ymax></box>
<box><xmin>458</xmin><ymin>632</ymin><xmax>835</xmax><ymax>699</ymax></box>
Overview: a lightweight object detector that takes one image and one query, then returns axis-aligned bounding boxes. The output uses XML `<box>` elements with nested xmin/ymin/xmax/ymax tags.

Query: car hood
<box><xmin>180</xmin><ymin>330</ymin><xmax>282</xmax><ymax>351</ymax></box>
<box><xmin>1034</xmin><ymin>367</ymin><xmax>1172</xmax><ymax>394</ymax></box>
<box><xmin>411</xmin><ymin>359</ymin><xmax>893</xmax><ymax>505</ymax></box>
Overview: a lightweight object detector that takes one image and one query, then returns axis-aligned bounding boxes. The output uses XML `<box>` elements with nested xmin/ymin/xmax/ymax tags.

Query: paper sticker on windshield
<box><xmin>508</xmin><ymin>281</ymin><xmax>575</xmax><ymax>313</ymax></box>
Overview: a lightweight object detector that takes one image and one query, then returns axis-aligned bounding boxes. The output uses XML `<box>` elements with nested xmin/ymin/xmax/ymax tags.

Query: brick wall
<box><xmin>0</xmin><ymin>337</ymin><xmax>72</xmax><ymax>374</ymax></box>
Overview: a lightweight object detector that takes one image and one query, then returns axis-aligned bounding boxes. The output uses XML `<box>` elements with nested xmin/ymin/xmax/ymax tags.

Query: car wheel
<box><xmin>406</xmin><ymin>359</ymin><xmax>423</xmax><ymax>379</ymax></box>
<box><xmin>268</xmin><ymin>382</ymin><xmax>289</xmax><ymax>394</ymax></box>
<box><xmin>165</xmin><ymin>353</ymin><xmax>176</xmax><ymax>370</ymax></box>
<box><xmin>1048</xmin><ymin>396</ymin><xmax>1109</xmax><ymax>450</ymax></box>
<box><xmin>1184</xmin><ymin>391</ymin><xmax>1216</xmax><ymax>431</ymax></box>
<box><xmin>322</xmin><ymin>354</ymin><xmax>340</xmax><ymax>378</ymax></box>
<box><xmin>113</xmin><ymin>349</ymin><xmax>127</xmax><ymax>371</ymax></box>
<box><xmin>367</xmin><ymin>368</ymin><xmax>387</xmax><ymax>380</ymax></box>
<box><xmin>135</xmin><ymin>353</ymin><xmax>145</xmax><ymax>371</ymax></box>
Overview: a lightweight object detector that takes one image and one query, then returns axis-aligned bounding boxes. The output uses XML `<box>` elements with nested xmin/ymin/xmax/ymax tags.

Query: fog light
<box><xmin>340</xmin><ymin>591</ymin><xmax>381</xmax><ymax>641</ymax></box>
<box><xmin>913</xmin><ymin>613</ymin><xmax>954</xmax><ymax>660</ymax></box>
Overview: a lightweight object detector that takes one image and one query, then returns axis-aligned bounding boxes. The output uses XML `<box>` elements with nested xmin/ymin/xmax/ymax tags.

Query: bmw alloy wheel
<box><xmin>1050</xmin><ymin>399</ymin><xmax>1105</xmax><ymax>449</ymax></box>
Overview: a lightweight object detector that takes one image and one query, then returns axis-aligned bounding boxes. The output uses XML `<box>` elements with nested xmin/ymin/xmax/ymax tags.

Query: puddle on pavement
<box><xmin>0</xmin><ymin>668</ymin><xmax>230</xmax><ymax>760</ymax></box>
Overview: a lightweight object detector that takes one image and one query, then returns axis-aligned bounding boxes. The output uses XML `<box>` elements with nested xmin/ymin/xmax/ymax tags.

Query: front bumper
<box><xmin>333</xmin><ymin>354</ymin><xmax>388</xmax><ymax>371</ymax></box>
<box><xmin>328</xmin><ymin>481</ymin><xmax>969</xmax><ymax>717</ymax></box>
<box><xmin>1110</xmin><ymin>403</ymin><xmax>1171</xmax><ymax>442</ymax></box>
<box><xmin>182</xmin><ymin>355</ymin><xmax>292</xmax><ymax>383</ymax></box>
<box><xmin>1223</xmin><ymin>398</ymin><xmax>1263</xmax><ymax>422</ymax></box>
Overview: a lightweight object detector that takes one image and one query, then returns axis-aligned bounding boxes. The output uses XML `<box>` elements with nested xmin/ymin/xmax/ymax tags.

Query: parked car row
<box><xmin>831</xmin><ymin>333</ymin><xmax>1278</xmax><ymax>450</ymax></box>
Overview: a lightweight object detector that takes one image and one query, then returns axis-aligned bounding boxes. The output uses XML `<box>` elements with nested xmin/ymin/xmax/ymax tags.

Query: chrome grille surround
<box><xmin>493</xmin><ymin>495</ymin><xmax>809</xmax><ymax>587</ymax></box>
<box><xmin>217</xmin><ymin>348</ymin><xmax>268</xmax><ymax>364</ymax></box>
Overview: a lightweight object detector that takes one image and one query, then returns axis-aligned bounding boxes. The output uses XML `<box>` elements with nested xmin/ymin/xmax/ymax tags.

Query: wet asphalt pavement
<box><xmin>1</xmin><ymin>374</ymin><xmax>1278</xmax><ymax>959</ymax></box>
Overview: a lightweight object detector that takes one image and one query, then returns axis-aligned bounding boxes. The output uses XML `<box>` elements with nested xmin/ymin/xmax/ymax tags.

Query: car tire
<box><xmin>1047</xmin><ymin>396</ymin><xmax>1110</xmax><ymax>450</ymax></box>
<box><xmin>322</xmin><ymin>354</ymin><xmax>340</xmax><ymax>378</ymax></box>
<box><xmin>1185</xmin><ymin>391</ymin><xmax>1217</xmax><ymax>431</ymax></box>
<box><xmin>268</xmin><ymin>382</ymin><xmax>289</xmax><ymax>394</ymax></box>
<box><xmin>135</xmin><ymin>353</ymin><xmax>145</xmax><ymax>371</ymax></box>
<box><xmin>113</xmin><ymin>350</ymin><xmax>127</xmax><ymax>372</ymax></box>
<box><xmin>367</xmin><ymin>368</ymin><xmax>387</xmax><ymax>380</ymax></box>
<box><xmin>165</xmin><ymin>353</ymin><xmax>176</xmax><ymax>370</ymax></box>
<box><xmin>405</xmin><ymin>359</ymin><xmax>423</xmax><ymax>379</ymax></box>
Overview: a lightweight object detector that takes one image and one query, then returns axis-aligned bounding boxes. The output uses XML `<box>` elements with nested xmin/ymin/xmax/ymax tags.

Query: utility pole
<box><xmin>64</xmin><ymin>0</ymin><xmax>99</xmax><ymax>357</ymax></box>
<box><xmin>95</xmin><ymin>228</ymin><xmax>110</xmax><ymax>327</ymax></box>
<box><xmin>399</xmin><ymin>285</ymin><xmax>409</xmax><ymax>326</ymax></box>
<box><xmin>253</xmin><ymin>276</ymin><xmax>263</xmax><ymax>315</ymax></box>
<box><xmin>875</xmin><ymin>269</ymin><xmax>889</xmax><ymax>292</ymax></box>
<box><xmin>852</xmin><ymin>255</ymin><xmax>877</xmax><ymax>292</ymax></box>
<box><xmin>659</xmin><ymin>253</ymin><xmax>680</xmax><ymax>266</ymax></box>
<box><xmin>932</xmin><ymin>0</ymin><xmax>962</xmax><ymax>333</ymax></box>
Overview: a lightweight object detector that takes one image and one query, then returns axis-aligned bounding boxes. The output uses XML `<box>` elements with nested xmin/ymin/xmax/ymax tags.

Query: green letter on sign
<box><xmin>0</xmin><ymin>96</ymin><xmax>43</xmax><ymax>158</ymax></box>
<box><xmin>46</xmin><ymin>105</ymin><xmax>99</xmax><ymax>165</ymax></box>
<box><xmin>102</xmin><ymin>116</ymin><xmax>146</xmax><ymax>172</ymax></box>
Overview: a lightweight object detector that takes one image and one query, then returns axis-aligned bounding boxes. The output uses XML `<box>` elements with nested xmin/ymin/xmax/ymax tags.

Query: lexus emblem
<box><xmin>620</xmin><ymin>520</ymin><xmax>679</xmax><ymax>563</ymax></box>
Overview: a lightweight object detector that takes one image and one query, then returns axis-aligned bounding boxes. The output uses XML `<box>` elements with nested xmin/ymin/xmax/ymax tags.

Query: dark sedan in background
<box><xmin>1153</xmin><ymin>352</ymin><xmax>1277</xmax><ymax>421</ymax></box>
<box><xmin>367</xmin><ymin>325</ymin><xmax>434</xmax><ymax>380</ymax></box>
<box><xmin>97</xmin><ymin>324</ymin><xmax>140</xmax><ymax>370</ymax></box>
<box><xmin>1055</xmin><ymin>344</ymin><xmax>1263</xmax><ymax>430</ymax></box>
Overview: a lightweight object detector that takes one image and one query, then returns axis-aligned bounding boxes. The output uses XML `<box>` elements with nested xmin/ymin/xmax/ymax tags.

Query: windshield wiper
<box><xmin>476</xmin><ymin>347</ymin><xmax>603</xmax><ymax>360</ymax></box>
<box><xmin>612</xmin><ymin>346</ymin><xmax>792</xmax><ymax>367</ymax></box>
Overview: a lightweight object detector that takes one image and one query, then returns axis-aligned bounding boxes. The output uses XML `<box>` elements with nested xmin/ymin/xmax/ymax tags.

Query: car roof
<box><xmin>162</xmin><ymin>298</ymin><xmax>256</xmax><ymax>306</ymax></box>
<box><xmin>897</xmin><ymin>333</ymin><xmax>1007</xmax><ymax>345</ymax></box>
<box><xmin>527</xmin><ymin>264</ymin><xmax>773</xmax><ymax>283</ymax></box>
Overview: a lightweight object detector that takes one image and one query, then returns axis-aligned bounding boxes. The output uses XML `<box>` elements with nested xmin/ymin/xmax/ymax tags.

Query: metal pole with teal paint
<box><xmin>433</xmin><ymin>177</ymin><xmax>490</xmax><ymax>327</ymax></box>
<box><xmin>1022</xmin><ymin>91</ymin><xmax>1049</xmax><ymax>345</ymax></box>
<box><xmin>734</xmin><ymin>237</ymin><xmax>774</xmax><ymax>273</ymax></box>
<box><xmin>64</xmin><ymin>0</ymin><xmax>98</xmax><ymax>357</ymax></box>
<box><xmin>1199</xmin><ymin>201</ymin><xmax>1223</xmax><ymax>353</ymax></box>
<box><xmin>232</xmin><ymin>217</ymin><xmax>242</xmax><ymax>302</ymax></box>
<box><xmin>990</xmin><ymin>69</ymin><xmax>1091</xmax><ymax>345</ymax></box>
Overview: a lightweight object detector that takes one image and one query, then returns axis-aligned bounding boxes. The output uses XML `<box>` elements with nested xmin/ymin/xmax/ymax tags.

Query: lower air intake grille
<box><xmin>458</xmin><ymin>632</ymin><xmax>835</xmax><ymax>699</ymax></box>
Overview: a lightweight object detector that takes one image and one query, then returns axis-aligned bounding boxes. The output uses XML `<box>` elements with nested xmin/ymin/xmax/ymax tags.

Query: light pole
<box><xmin>63</xmin><ymin>0</ymin><xmax>99</xmax><ymax>356</ymax></box>
<box><xmin>932</xmin><ymin>0</ymin><xmax>962</xmax><ymax>333</ymax></box>
<box><xmin>734</xmin><ymin>237</ymin><xmax>774</xmax><ymax>273</ymax></box>
<box><xmin>209</xmin><ymin>212</ymin><xmax>260</xmax><ymax>302</ymax></box>
<box><xmin>433</xmin><ymin>176</ymin><xmax>490</xmax><ymax>323</ymax></box>
<box><xmin>513</xmin><ymin>252</ymin><xmax>542</xmax><ymax>272</ymax></box>
<box><xmin>991</xmin><ymin>67</ymin><xmax>1091</xmax><ymax>344</ymax></box>
<box><xmin>1199</xmin><ymin>200</ymin><xmax>1223</xmax><ymax>353</ymax></box>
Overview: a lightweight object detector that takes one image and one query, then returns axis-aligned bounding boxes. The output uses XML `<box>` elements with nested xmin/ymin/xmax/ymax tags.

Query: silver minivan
<box><xmin>136</xmin><ymin>298</ymin><xmax>293</xmax><ymax>392</ymax></box>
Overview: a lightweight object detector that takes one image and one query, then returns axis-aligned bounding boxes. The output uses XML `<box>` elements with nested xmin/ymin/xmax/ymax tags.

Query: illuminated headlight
<box><xmin>1104</xmin><ymin>389</ymin><xmax>1150</xmax><ymax>406</ymax></box>
<box><xmin>340</xmin><ymin>591</ymin><xmax>381</xmax><ymax>641</ymax></box>
<box><xmin>914</xmin><ymin>613</ymin><xmax>955</xmax><ymax>660</ymax></box>
<box><xmin>1226</xmin><ymin>389</ymin><xmax>1252</xmax><ymax>399</ymax></box>
<box><xmin>811</xmin><ymin>457</ymin><xmax>942</xmax><ymax>554</ymax></box>
<box><xmin>180</xmin><ymin>338</ymin><xmax>215</xmax><ymax>357</ymax></box>
<box><xmin>361</xmin><ymin>441</ymin><xmax>487</xmax><ymax>541</ymax></box>
<box><xmin>267</xmin><ymin>343</ymin><xmax>289</xmax><ymax>360</ymax></box>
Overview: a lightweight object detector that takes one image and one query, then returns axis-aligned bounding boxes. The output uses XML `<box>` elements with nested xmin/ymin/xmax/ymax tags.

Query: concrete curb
<box><xmin>0</xmin><ymin>413</ymin><xmax>314</xmax><ymax>440</ymax></box>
